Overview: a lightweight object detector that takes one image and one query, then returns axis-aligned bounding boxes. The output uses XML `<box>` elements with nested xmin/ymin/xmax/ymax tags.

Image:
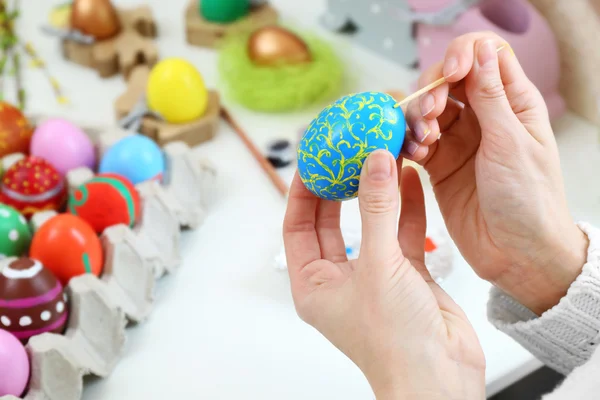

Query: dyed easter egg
<box><xmin>30</xmin><ymin>118</ymin><xmax>96</xmax><ymax>176</ymax></box>
<box><xmin>298</xmin><ymin>92</ymin><xmax>406</xmax><ymax>200</ymax></box>
<box><xmin>0</xmin><ymin>328</ymin><xmax>30</xmax><ymax>396</ymax></box>
<box><xmin>0</xmin><ymin>102</ymin><xmax>34</xmax><ymax>158</ymax></box>
<box><xmin>200</xmin><ymin>0</ymin><xmax>249</xmax><ymax>23</ymax></box>
<box><xmin>68</xmin><ymin>173</ymin><xmax>141</xmax><ymax>234</ymax></box>
<box><xmin>0</xmin><ymin>156</ymin><xmax>67</xmax><ymax>218</ymax></box>
<box><xmin>71</xmin><ymin>0</ymin><xmax>121</xmax><ymax>40</ymax></box>
<box><xmin>0</xmin><ymin>257</ymin><xmax>68</xmax><ymax>343</ymax></box>
<box><xmin>0</xmin><ymin>204</ymin><xmax>31</xmax><ymax>259</ymax></box>
<box><xmin>30</xmin><ymin>214</ymin><xmax>103</xmax><ymax>286</ymax></box>
<box><xmin>248</xmin><ymin>26</ymin><xmax>312</xmax><ymax>66</ymax></box>
<box><xmin>147</xmin><ymin>58</ymin><xmax>209</xmax><ymax>124</ymax></box>
<box><xmin>99</xmin><ymin>135</ymin><xmax>165</xmax><ymax>185</ymax></box>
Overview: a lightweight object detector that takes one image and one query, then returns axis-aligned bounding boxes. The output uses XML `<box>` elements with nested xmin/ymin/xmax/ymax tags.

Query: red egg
<box><xmin>30</xmin><ymin>214</ymin><xmax>103</xmax><ymax>286</ymax></box>
<box><xmin>68</xmin><ymin>173</ymin><xmax>141</xmax><ymax>234</ymax></box>
<box><xmin>0</xmin><ymin>102</ymin><xmax>33</xmax><ymax>158</ymax></box>
<box><xmin>0</xmin><ymin>156</ymin><xmax>66</xmax><ymax>218</ymax></box>
<box><xmin>0</xmin><ymin>257</ymin><xmax>69</xmax><ymax>343</ymax></box>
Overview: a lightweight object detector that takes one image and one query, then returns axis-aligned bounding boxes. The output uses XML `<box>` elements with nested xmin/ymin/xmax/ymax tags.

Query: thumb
<box><xmin>358</xmin><ymin>150</ymin><xmax>402</xmax><ymax>266</ymax></box>
<box><xmin>467</xmin><ymin>39</ymin><xmax>522</xmax><ymax>139</ymax></box>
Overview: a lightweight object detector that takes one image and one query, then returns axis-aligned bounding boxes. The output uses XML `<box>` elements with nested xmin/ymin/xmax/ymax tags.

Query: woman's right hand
<box><xmin>403</xmin><ymin>32</ymin><xmax>588</xmax><ymax>315</ymax></box>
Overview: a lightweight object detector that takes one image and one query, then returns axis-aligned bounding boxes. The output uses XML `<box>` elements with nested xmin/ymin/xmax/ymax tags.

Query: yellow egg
<box><xmin>146</xmin><ymin>58</ymin><xmax>209</xmax><ymax>124</ymax></box>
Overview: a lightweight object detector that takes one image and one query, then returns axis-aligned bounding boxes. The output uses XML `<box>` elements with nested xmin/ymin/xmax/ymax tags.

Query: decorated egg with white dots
<box><xmin>0</xmin><ymin>156</ymin><xmax>67</xmax><ymax>218</ymax></box>
<box><xmin>0</xmin><ymin>205</ymin><xmax>30</xmax><ymax>259</ymax></box>
<box><xmin>0</xmin><ymin>257</ymin><xmax>68</xmax><ymax>343</ymax></box>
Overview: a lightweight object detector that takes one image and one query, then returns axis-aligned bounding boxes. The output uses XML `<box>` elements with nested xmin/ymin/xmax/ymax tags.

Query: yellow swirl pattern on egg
<box><xmin>298</xmin><ymin>92</ymin><xmax>406</xmax><ymax>201</ymax></box>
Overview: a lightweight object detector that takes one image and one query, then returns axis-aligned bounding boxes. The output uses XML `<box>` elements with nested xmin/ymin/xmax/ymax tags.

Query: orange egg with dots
<box><xmin>30</xmin><ymin>214</ymin><xmax>103</xmax><ymax>286</ymax></box>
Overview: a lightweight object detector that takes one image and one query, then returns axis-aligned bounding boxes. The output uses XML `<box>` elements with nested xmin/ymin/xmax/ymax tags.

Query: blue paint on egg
<box><xmin>297</xmin><ymin>92</ymin><xmax>406</xmax><ymax>201</ymax></box>
<box><xmin>99</xmin><ymin>135</ymin><xmax>166</xmax><ymax>185</ymax></box>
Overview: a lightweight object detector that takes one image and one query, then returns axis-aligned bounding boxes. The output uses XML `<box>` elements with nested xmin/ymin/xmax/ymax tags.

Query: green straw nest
<box><xmin>218</xmin><ymin>31</ymin><xmax>345</xmax><ymax>113</ymax></box>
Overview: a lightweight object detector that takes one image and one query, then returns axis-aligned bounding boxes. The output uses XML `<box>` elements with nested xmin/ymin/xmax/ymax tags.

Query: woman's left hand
<box><xmin>283</xmin><ymin>150</ymin><xmax>486</xmax><ymax>399</ymax></box>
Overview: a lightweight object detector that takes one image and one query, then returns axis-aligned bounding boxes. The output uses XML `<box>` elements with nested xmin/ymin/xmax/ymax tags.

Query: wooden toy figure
<box><xmin>186</xmin><ymin>0</ymin><xmax>278</xmax><ymax>48</ymax></box>
<box><xmin>115</xmin><ymin>60</ymin><xmax>220</xmax><ymax>147</ymax></box>
<box><xmin>46</xmin><ymin>0</ymin><xmax>159</xmax><ymax>79</ymax></box>
<box><xmin>321</xmin><ymin>0</ymin><xmax>419</xmax><ymax>66</ymax></box>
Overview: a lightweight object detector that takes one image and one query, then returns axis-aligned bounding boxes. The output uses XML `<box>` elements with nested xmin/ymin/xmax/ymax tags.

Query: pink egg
<box><xmin>30</xmin><ymin>118</ymin><xmax>96</xmax><ymax>175</ymax></box>
<box><xmin>0</xmin><ymin>329</ymin><xmax>30</xmax><ymax>396</ymax></box>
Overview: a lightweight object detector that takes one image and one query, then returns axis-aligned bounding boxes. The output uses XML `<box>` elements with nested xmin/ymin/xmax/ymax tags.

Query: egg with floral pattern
<box><xmin>298</xmin><ymin>92</ymin><xmax>406</xmax><ymax>201</ymax></box>
<box><xmin>0</xmin><ymin>156</ymin><xmax>67</xmax><ymax>218</ymax></box>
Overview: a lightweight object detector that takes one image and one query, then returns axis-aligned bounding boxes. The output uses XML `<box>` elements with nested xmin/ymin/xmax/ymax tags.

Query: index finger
<box><xmin>283</xmin><ymin>173</ymin><xmax>322</xmax><ymax>285</ymax></box>
<box><xmin>415</xmin><ymin>32</ymin><xmax>508</xmax><ymax>120</ymax></box>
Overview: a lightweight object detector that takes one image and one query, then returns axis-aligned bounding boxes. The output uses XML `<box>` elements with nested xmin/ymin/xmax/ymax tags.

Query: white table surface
<box><xmin>13</xmin><ymin>0</ymin><xmax>600</xmax><ymax>398</ymax></box>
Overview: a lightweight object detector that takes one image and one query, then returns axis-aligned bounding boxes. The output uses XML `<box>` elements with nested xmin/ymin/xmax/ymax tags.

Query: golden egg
<box><xmin>71</xmin><ymin>0</ymin><xmax>121</xmax><ymax>41</ymax></box>
<box><xmin>248</xmin><ymin>26</ymin><xmax>312</xmax><ymax>67</ymax></box>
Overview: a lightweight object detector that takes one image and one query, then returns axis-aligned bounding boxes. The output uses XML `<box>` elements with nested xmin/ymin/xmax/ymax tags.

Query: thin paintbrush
<box><xmin>395</xmin><ymin>45</ymin><xmax>507</xmax><ymax>109</ymax></box>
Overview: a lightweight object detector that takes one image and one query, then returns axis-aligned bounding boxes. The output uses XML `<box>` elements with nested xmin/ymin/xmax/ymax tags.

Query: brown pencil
<box><xmin>220</xmin><ymin>107</ymin><xmax>289</xmax><ymax>197</ymax></box>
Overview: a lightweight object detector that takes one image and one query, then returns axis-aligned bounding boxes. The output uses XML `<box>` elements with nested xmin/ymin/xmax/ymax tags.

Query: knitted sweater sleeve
<box><xmin>487</xmin><ymin>222</ymin><xmax>600</xmax><ymax>376</ymax></box>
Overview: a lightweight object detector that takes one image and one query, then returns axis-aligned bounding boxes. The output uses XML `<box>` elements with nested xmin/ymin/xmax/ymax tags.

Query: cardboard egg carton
<box><xmin>0</xmin><ymin>123</ymin><xmax>217</xmax><ymax>400</ymax></box>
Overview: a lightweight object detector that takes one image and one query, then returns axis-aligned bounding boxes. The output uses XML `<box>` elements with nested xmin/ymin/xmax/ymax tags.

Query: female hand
<box><xmin>283</xmin><ymin>152</ymin><xmax>485</xmax><ymax>399</ymax></box>
<box><xmin>403</xmin><ymin>32</ymin><xmax>588</xmax><ymax>315</ymax></box>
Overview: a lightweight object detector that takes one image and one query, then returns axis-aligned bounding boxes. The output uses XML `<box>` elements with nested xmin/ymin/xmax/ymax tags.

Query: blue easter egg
<box><xmin>298</xmin><ymin>92</ymin><xmax>406</xmax><ymax>201</ymax></box>
<box><xmin>99</xmin><ymin>135</ymin><xmax>165</xmax><ymax>185</ymax></box>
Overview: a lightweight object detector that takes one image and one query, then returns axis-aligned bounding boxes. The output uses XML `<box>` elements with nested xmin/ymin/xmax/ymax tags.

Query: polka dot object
<box><xmin>0</xmin><ymin>204</ymin><xmax>31</xmax><ymax>259</ymax></box>
<box><xmin>0</xmin><ymin>102</ymin><xmax>34</xmax><ymax>158</ymax></box>
<box><xmin>30</xmin><ymin>214</ymin><xmax>103</xmax><ymax>286</ymax></box>
<box><xmin>68</xmin><ymin>173</ymin><xmax>141</xmax><ymax>234</ymax></box>
<box><xmin>298</xmin><ymin>92</ymin><xmax>406</xmax><ymax>201</ymax></box>
<box><xmin>0</xmin><ymin>328</ymin><xmax>30</xmax><ymax>396</ymax></box>
<box><xmin>0</xmin><ymin>156</ymin><xmax>67</xmax><ymax>218</ymax></box>
<box><xmin>0</xmin><ymin>257</ymin><xmax>68</xmax><ymax>343</ymax></box>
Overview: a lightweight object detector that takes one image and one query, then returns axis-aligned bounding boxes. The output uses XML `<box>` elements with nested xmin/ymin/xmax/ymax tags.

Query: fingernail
<box><xmin>420</xmin><ymin>93</ymin><xmax>435</xmax><ymax>116</ymax></box>
<box><xmin>367</xmin><ymin>150</ymin><xmax>392</xmax><ymax>181</ymax></box>
<box><xmin>405</xmin><ymin>141</ymin><xmax>419</xmax><ymax>156</ymax></box>
<box><xmin>414</xmin><ymin>120</ymin><xmax>430</xmax><ymax>143</ymax></box>
<box><xmin>477</xmin><ymin>40</ymin><xmax>497</xmax><ymax>67</ymax></box>
<box><xmin>499</xmin><ymin>42</ymin><xmax>515</xmax><ymax>58</ymax></box>
<box><xmin>443</xmin><ymin>56</ymin><xmax>458</xmax><ymax>78</ymax></box>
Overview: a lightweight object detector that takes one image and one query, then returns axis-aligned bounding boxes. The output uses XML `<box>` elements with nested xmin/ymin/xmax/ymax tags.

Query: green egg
<box><xmin>199</xmin><ymin>0</ymin><xmax>249</xmax><ymax>23</ymax></box>
<box><xmin>0</xmin><ymin>204</ymin><xmax>31</xmax><ymax>259</ymax></box>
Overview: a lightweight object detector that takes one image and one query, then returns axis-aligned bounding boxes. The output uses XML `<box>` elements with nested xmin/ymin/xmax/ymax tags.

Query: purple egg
<box><xmin>0</xmin><ymin>329</ymin><xmax>29</xmax><ymax>396</ymax></box>
<box><xmin>30</xmin><ymin>118</ymin><xmax>96</xmax><ymax>176</ymax></box>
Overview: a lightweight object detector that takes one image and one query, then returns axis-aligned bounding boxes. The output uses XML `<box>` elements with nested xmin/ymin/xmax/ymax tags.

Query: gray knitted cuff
<box><xmin>487</xmin><ymin>222</ymin><xmax>600</xmax><ymax>375</ymax></box>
